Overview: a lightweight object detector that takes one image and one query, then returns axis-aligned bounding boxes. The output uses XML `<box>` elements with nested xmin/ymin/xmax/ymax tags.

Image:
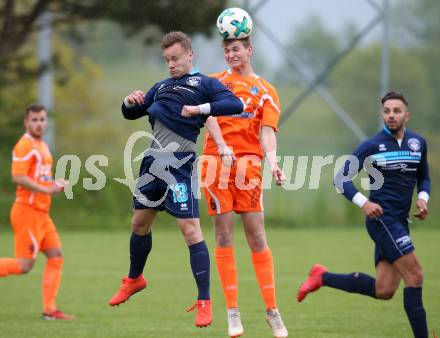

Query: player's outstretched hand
<box><xmin>271</xmin><ymin>165</ymin><xmax>286</xmax><ymax>186</ymax></box>
<box><xmin>47</xmin><ymin>179</ymin><xmax>68</xmax><ymax>194</ymax></box>
<box><xmin>126</xmin><ymin>90</ymin><xmax>145</xmax><ymax>105</ymax></box>
<box><xmin>413</xmin><ymin>199</ymin><xmax>428</xmax><ymax>220</ymax></box>
<box><xmin>181</xmin><ymin>105</ymin><xmax>201</xmax><ymax>117</ymax></box>
<box><xmin>218</xmin><ymin>144</ymin><xmax>235</xmax><ymax>167</ymax></box>
<box><xmin>362</xmin><ymin>201</ymin><xmax>383</xmax><ymax>219</ymax></box>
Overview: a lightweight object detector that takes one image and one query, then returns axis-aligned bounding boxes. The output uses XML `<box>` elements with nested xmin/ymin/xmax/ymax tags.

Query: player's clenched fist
<box><xmin>181</xmin><ymin>105</ymin><xmax>201</xmax><ymax>117</ymax></box>
<box><xmin>126</xmin><ymin>90</ymin><xmax>145</xmax><ymax>105</ymax></box>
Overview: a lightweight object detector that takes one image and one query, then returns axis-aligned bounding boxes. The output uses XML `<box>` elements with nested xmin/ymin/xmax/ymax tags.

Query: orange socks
<box><xmin>251</xmin><ymin>248</ymin><xmax>277</xmax><ymax>309</ymax></box>
<box><xmin>216</xmin><ymin>247</ymin><xmax>277</xmax><ymax>310</ymax></box>
<box><xmin>0</xmin><ymin>258</ymin><xmax>22</xmax><ymax>277</ymax></box>
<box><xmin>1</xmin><ymin>256</ymin><xmax>65</xmax><ymax>313</ymax></box>
<box><xmin>215</xmin><ymin>247</ymin><xmax>238</xmax><ymax>309</ymax></box>
<box><xmin>42</xmin><ymin>257</ymin><xmax>63</xmax><ymax>313</ymax></box>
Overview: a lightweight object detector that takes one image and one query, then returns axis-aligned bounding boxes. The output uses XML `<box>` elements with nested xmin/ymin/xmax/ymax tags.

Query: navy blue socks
<box><xmin>322</xmin><ymin>272</ymin><xmax>377</xmax><ymax>298</ymax></box>
<box><xmin>321</xmin><ymin>271</ymin><xmax>428</xmax><ymax>337</ymax></box>
<box><xmin>128</xmin><ymin>231</ymin><xmax>152</xmax><ymax>279</ymax></box>
<box><xmin>404</xmin><ymin>287</ymin><xmax>428</xmax><ymax>338</ymax></box>
<box><xmin>189</xmin><ymin>241</ymin><xmax>210</xmax><ymax>300</ymax></box>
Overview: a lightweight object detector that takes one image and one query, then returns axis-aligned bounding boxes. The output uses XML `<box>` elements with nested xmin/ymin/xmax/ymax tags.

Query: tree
<box><xmin>0</xmin><ymin>0</ymin><xmax>226</xmax><ymax>74</ymax></box>
<box><xmin>0</xmin><ymin>0</ymin><xmax>226</xmax><ymax>150</ymax></box>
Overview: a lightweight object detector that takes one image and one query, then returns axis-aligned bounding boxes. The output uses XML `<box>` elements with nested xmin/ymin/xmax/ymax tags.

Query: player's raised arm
<box><xmin>414</xmin><ymin>138</ymin><xmax>431</xmax><ymax>219</ymax></box>
<box><xmin>181</xmin><ymin>78</ymin><xmax>243</xmax><ymax>117</ymax></box>
<box><xmin>208</xmin><ymin>78</ymin><xmax>243</xmax><ymax>116</ymax></box>
<box><xmin>121</xmin><ymin>85</ymin><xmax>158</xmax><ymax>120</ymax></box>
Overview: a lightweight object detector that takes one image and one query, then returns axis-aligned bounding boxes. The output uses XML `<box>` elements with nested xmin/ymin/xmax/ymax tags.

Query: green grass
<box><xmin>1</xmin><ymin>227</ymin><xmax>439</xmax><ymax>338</ymax></box>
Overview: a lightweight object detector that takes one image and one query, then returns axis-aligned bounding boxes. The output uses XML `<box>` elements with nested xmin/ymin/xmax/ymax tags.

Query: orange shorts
<box><xmin>200</xmin><ymin>154</ymin><xmax>263</xmax><ymax>215</ymax></box>
<box><xmin>10</xmin><ymin>203</ymin><xmax>61</xmax><ymax>259</ymax></box>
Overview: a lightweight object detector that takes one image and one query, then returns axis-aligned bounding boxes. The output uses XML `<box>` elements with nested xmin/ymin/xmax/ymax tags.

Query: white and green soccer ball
<box><xmin>216</xmin><ymin>7</ymin><xmax>253</xmax><ymax>40</ymax></box>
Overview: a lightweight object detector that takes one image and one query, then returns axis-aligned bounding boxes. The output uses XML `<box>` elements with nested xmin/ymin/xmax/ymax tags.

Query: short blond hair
<box><xmin>161</xmin><ymin>31</ymin><xmax>192</xmax><ymax>51</ymax></box>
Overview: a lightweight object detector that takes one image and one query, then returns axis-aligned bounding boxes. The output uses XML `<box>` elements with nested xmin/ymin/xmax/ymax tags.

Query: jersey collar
<box><xmin>227</xmin><ymin>68</ymin><xmax>259</xmax><ymax>78</ymax></box>
<box><xmin>382</xmin><ymin>125</ymin><xmax>406</xmax><ymax>140</ymax></box>
<box><xmin>172</xmin><ymin>68</ymin><xmax>199</xmax><ymax>81</ymax></box>
<box><xmin>382</xmin><ymin>125</ymin><xmax>392</xmax><ymax>136</ymax></box>
<box><xmin>189</xmin><ymin>67</ymin><xmax>199</xmax><ymax>75</ymax></box>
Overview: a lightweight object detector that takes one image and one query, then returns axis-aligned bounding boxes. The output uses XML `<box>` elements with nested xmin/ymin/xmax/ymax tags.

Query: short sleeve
<box><xmin>11</xmin><ymin>140</ymin><xmax>36</xmax><ymax>176</ymax></box>
<box><xmin>261</xmin><ymin>86</ymin><xmax>281</xmax><ymax>131</ymax></box>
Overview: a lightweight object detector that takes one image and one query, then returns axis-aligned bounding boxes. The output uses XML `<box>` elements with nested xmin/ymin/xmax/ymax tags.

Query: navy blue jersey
<box><xmin>335</xmin><ymin>127</ymin><xmax>431</xmax><ymax>220</ymax></box>
<box><xmin>121</xmin><ymin>72</ymin><xmax>243</xmax><ymax>143</ymax></box>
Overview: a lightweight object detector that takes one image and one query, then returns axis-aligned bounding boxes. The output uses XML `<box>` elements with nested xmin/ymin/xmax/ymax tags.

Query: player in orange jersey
<box><xmin>0</xmin><ymin>104</ymin><xmax>73</xmax><ymax>320</ymax></box>
<box><xmin>184</xmin><ymin>37</ymin><xmax>288</xmax><ymax>337</ymax></box>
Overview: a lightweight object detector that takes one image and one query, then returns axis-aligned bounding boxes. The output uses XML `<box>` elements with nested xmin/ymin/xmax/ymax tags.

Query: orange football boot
<box><xmin>187</xmin><ymin>299</ymin><xmax>212</xmax><ymax>327</ymax></box>
<box><xmin>297</xmin><ymin>264</ymin><xmax>328</xmax><ymax>302</ymax></box>
<box><xmin>109</xmin><ymin>274</ymin><xmax>147</xmax><ymax>306</ymax></box>
<box><xmin>42</xmin><ymin>310</ymin><xmax>75</xmax><ymax>320</ymax></box>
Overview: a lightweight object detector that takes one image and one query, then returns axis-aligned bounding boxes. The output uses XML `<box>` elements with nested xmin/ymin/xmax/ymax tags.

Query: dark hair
<box><xmin>222</xmin><ymin>37</ymin><xmax>252</xmax><ymax>48</ymax></box>
<box><xmin>381</xmin><ymin>91</ymin><xmax>408</xmax><ymax>107</ymax></box>
<box><xmin>25</xmin><ymin>104</ymin><xmax>46</xmax><ymax>116</ymax></box>
<box><xmin>161</xmin><ymin>31</ymin><xmax>192</xmax><ymax>51</ymax></box>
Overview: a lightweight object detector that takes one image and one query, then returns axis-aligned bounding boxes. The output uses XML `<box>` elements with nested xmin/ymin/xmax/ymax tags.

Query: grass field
<box><xmin>1</xmin><ymin>226</ymin><xmax>439</xmax><ymax>338</ymax></box>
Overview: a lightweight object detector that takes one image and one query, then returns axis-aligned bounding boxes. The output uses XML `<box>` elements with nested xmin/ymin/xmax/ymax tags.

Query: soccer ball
<box><xmin>216</xmin><ymin>7</ymin><xmax>253</xmax><ymax>40</ymax></box>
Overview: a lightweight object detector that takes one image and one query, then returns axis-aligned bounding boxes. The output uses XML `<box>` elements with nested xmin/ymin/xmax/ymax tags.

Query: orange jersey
<box><xmin>11</xmin><ymin>133</ymin><xmax>53</xmax><ymax>212</ymax></box>
<box><xmin>203</xmin><ymin>70</ymin><xmax>281</xmax><ymax>158</ymax></box>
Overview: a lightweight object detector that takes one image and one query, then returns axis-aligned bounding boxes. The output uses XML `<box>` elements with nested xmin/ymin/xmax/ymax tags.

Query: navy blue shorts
<box><xmin>366</xmin><ymin>216</ymin><xmax>415</xmax><ymax>265</ymax></box>
<box><xmin>133</xmin><ymin>150</ymin><xmax>199</xmax><ymax>219</ymax></box>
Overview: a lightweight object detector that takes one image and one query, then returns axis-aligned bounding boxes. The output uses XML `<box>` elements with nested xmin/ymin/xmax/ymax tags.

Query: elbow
<box><xmin>122</xmin><ymin>112</ymin><xmax>136</xmax><ymax>120</ymax></box>
<box><xmin>121</xmin><ymin>108</ymin><xmax>137</xmax><ymax>120</ymax></box>
<box><xmin>227</xmin><ymin>97</ymin><xmax>243</xmax><ymax>115</ymax></box>
<box><xmin>235</xmin><ymin>99</ymin><xmax>244</xmax><ymax>113</ymax></box>
<box><xmin>121</xmin><ymin>104</ymin><xmax>137</xmax><ymax>120</ymax></box>
<box><xmin>12</xmin><ymin>175</ymin><xmax>21</xmax><ymax>185</ymax></box>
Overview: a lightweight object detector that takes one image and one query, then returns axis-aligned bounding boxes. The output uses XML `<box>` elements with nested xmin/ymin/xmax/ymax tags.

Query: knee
<box><xmin>375</xmin><ymin>278</ymin><xmax>399</xmax><ymax>300</ymax></box>
<box><xmin>216</xmin><ymin>228</ymin><xmax>233</xmax><ymax>247</ymax></box>
<box><xmin>19</xmin><ymin>259</ymin><xmax>35</xmax><ymax>274</ymax></box>
<box><xmin>406</xmin><ymin>269</ymin><xmax>424</xmax><ymax>287</ymax></box>
<box><xmin>376</xmin><ymin>288</ymin><xmax>396</xmax><ymax>300</ymax></box>
<box><xmin>131</xmin><ymin>217</ymin><xmax>150</xmax><ymax>234</ymax></box>
<box><xmin>181</xmin><ymin>225</ymin><xmax>199</xmax><ymax>242</ymax></box>
<box><xmin>247</xmin><ymin>230</ymin><xmax>267</xmax><ymax>251</ymax></box>
<box><xmin>48</xmin><ymin>256</ymin><xmax>64</xmax><ymax>269</ymax></box>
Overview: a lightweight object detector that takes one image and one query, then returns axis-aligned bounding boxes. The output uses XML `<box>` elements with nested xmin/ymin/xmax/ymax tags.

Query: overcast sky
<box><xmin>252</xmin><ymin>0</ymin><xmax>382</xmax><ymax>69</ymax></box>
<box><xmin>195</xmin><ymin>0</ymin><xmax>384</xmax><ymax>74</ymax></box>
<box><xmin>252</xmin><ymin>0</ymin><xmax>377</xmax><ymax>41</ymax></box>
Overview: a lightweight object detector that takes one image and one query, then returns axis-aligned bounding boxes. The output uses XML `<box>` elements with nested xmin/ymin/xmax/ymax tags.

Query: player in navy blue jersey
<box><xmin>297</xmin><ymin>92</ymin><xmax>431</xmax><ymax>338</ymax></box>
<box><xmin>108</xmin><ymin>31</ymin><xmax>243</xmax><ymax>328</ymax></box>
